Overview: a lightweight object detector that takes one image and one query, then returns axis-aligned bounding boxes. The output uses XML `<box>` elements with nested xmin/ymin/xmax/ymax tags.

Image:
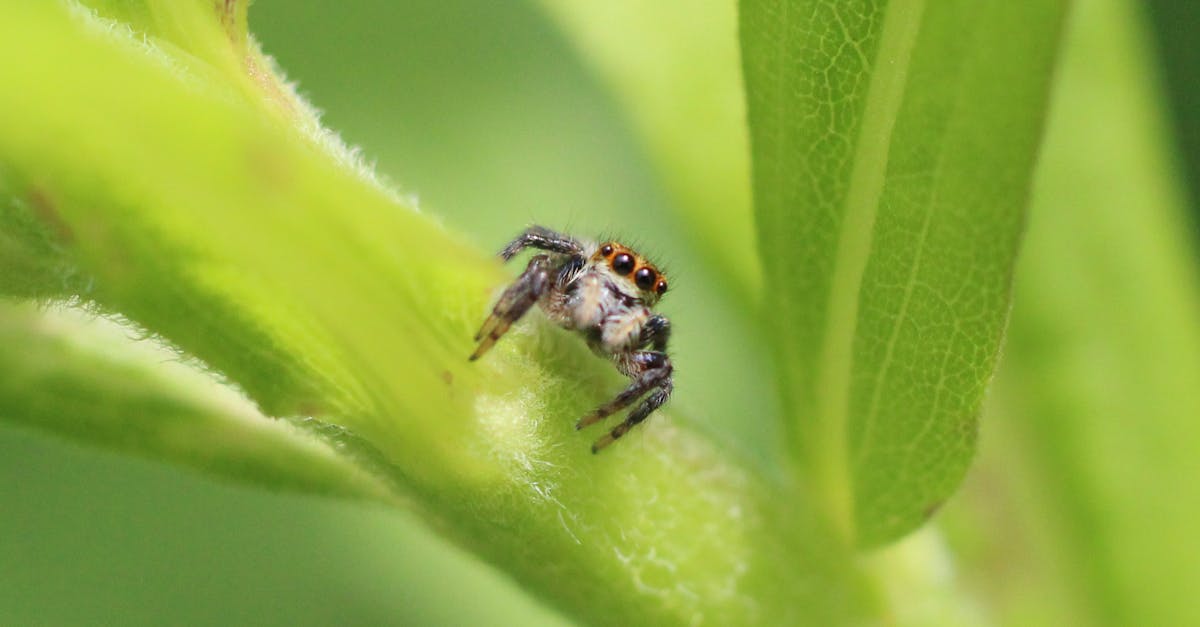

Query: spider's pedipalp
<box><xmin>642</xmin><ymin>314</ymin><xmax>671</xmax><ymax>352</ymax></box>
<box><xmin>470</xmin><ymin>254</ymin><xmax>552</xmax><ymax>361</ymax></box>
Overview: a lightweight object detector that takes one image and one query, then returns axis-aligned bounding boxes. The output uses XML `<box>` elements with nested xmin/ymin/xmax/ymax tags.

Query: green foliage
<box><xmin>2</xmin><ymin>0</ymin><xmax>1197</xmax><ymax>625</ymax></box>
<box><xmin>739</xmin><ymin>0</ymin><xmax>1066</xmax><ymax>546</ymax></box>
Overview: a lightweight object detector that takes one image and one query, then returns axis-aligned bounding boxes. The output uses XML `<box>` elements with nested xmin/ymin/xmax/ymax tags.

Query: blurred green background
<box><xmin>2</xmin><ymin>0</ymin><xmax>1197</xmax><ymax>625</ymax></box>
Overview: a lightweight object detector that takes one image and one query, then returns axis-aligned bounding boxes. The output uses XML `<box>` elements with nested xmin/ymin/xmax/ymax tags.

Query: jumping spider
<box><xmin>470</xmin><ymin>226</ymin><xmax>673</xmax><ymax>453</ymax></box>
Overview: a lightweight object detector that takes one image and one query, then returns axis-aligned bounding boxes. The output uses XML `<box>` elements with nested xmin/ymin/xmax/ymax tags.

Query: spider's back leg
<box><xmin>591</xmin><ymin>377</ymin><xmax>673</xmax><ymax>453</ymax></box>
<box><xmin>470</xmin><ymin>254</ymin><xmax>553</xmax><ymax>361</ymax></box>
<box><xmin>576</xmin><ymin>351</ymin><xmax>673</xmax><ymax>442</ymax></box>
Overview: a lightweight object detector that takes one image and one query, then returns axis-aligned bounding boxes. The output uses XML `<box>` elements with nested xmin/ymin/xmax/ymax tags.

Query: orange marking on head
<box><xmin>593</xmin><ymin>244</ymin><xmax>629</xmax><ymax>262</ymax></box>
<box><xmin>593</xmin><ymin>242</ymin><xmax>668</xmax><ymax>299</ymax></box>
<box><xmin>595</xmin><ymin>242</ymin><xmax>619</xmax><ymax>261</ymax></box>
<box><xmin>640</xmin><ymin>259</ymin><xmax>668</xmax><ymax>297</ymax></box>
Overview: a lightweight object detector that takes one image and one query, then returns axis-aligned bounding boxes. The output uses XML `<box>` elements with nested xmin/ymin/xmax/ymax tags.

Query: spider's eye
<box><xmin>600</xmin><ymin>244</ymin><xmax>614</xmax><ymax>257</ymax></box>
<box><xmin>655</xmin><ymin>280</ymin><xmax>668</xmax><ymax>296</ymax></box>
<box><xmin>635</xmin><ymin>267</ymin><xmax>657</xmax><ymax>290</ymax></box>
<box><xmin>612</xmin><ymin>253</ymin><xmax>635</xmax><ymax>275</ymax></box>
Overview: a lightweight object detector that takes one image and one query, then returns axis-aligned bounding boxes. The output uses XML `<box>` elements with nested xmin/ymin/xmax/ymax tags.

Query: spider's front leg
<box><xmin>470</xmin><ymin>254</ymin><xmax>552</xmax><ymax>361</ymax></box>
<box><xmin>578</xmin><ymin>350</ymin><xmax>674</xmax><ymax>453</ymax></box>
<box><xmin>498</xmin><ymin>225</ymin><xmax>584</xmax><ymax>261</ymax></box>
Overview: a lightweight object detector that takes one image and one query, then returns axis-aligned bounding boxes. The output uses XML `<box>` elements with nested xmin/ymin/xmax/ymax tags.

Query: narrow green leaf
<box><xmin>0</xmin><ymin>303</ymin><xmax>398</xmax><ymax>503</ymax></box>
<box><xmin>950</xmin><ymin>0</ymin><xmax>1200</xmax><ymax>623</ymax></box>
<box><xmin>0</xmin><ymin>3</ymin><xmax>870</xmax><ymax>623</ymax></box>
<box><xmin>536</xmin><ymin>0</ymin><xmax>759</xmax><ymax>298</ymax></box>
<box><xmin>739</xmin><ymin>0</ymin><xmax>1067</xmax><ymax>545</ymax></box>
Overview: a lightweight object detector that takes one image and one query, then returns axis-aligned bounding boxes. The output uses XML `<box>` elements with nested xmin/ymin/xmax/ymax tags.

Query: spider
<box><xmin>469</xmin><ymin>225</ymin><xmax>673</xmax><ymax>453</ymax></box>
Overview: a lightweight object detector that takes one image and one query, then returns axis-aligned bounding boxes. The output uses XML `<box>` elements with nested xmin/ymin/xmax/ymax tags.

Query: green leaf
<box><xmin>0</xmin><ymin>303</ymin><xmax>398</xmax><ymax>503</ymax></box>
<box><xmin>739</xmin><ymin>0</ymin><xmax>1067</xmax><ymax>546</ymax></box>
<box><xmin>948</xmin><ymin>0</ymin><xmax>1200</xmax><ymax>623</ymax></box>
<box><xmin>0</xmin><ymin>3</ymin><xmax>870</xmax><ymax>624</ymax></box>
<box><xmin>536</xmin><ymin>0</ymin><xmax>759</xmax><ymax>298</ymax></box>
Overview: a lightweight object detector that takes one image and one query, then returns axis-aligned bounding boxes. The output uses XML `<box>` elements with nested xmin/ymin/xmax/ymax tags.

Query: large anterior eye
<box><xmin>635</xmin><ymin>267</ymin><xmax>656</xmax><ymax>290</ymax></box>
<box><xmin>612</xmin><ymin>253</ymin><xmax>635</xmax><ymax>275</ymax></box>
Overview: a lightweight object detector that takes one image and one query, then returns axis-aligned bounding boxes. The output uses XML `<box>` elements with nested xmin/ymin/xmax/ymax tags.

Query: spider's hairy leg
<box><xmin>499</xmin><ymin>225</ymin><xmax>584</xmax><ymax>261</ymax></box>
<box><xmin>592</xmin><ymin>379</ymin><xmax>673</xmax><ymax>453</ymax></box>
<box><xmin>575</xmin><ymin>351</ymin><xmax>672</xmax><ymax>432</ymax></box>
<box><xmin>470</xmin><ymin>255</ymin><xmax>552</xmax><ymax>361</ymax></box>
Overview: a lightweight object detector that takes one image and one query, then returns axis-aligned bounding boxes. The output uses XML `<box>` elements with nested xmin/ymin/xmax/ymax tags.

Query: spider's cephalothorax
<box><xmin>469</xmin><ymin>225</ymin><xmax>673</xmax><ymax>453</ymax></box>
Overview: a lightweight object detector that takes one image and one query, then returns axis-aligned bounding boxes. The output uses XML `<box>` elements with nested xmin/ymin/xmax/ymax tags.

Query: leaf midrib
<box><xmin>808</xmin><ymin>0</ymin><xmax>926</xmax><ymax>542</ymax></box>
